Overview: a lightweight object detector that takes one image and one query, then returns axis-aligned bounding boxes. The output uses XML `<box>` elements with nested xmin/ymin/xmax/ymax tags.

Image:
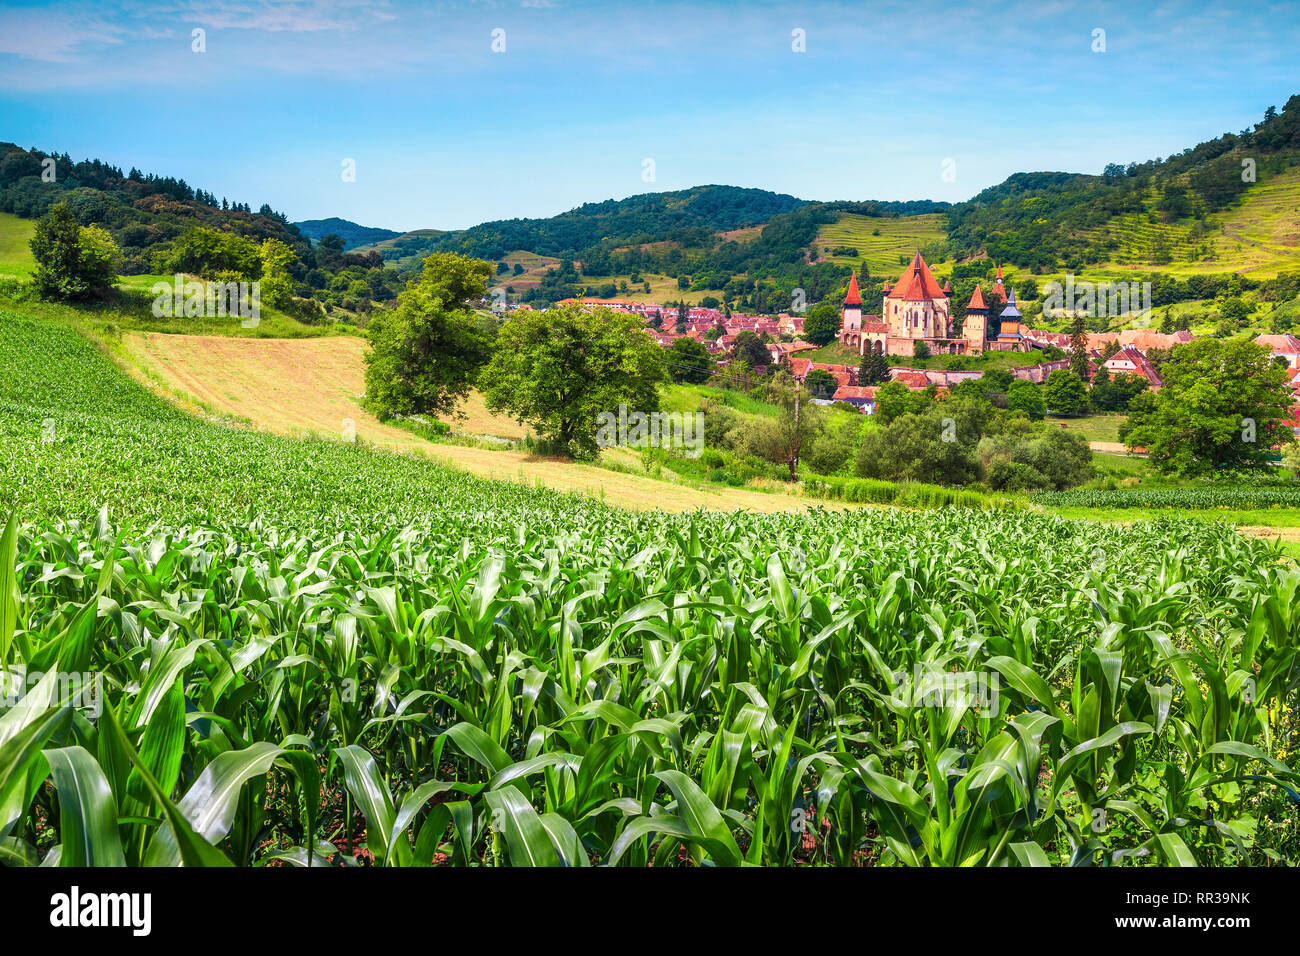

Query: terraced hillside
<box><xmin>814</xmin><ymin>213</ymin><xmax>948</xmax><ymax>274</ymax></box>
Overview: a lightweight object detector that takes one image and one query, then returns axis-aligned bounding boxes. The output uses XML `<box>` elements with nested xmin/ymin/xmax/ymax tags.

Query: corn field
<box><xmin>1</xmin><ymin>312</ymin><xmax>1299</xmax><ymax>866</ymax></box>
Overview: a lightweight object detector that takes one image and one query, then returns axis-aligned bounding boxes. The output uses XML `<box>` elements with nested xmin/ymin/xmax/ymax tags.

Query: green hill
<box><xmin>940</xmin><ymin>97</ymin><xmax>1300</xmax><ymax>276</ymax></box>
<box><xmin>294</xmin><ymin>217</ymin><xmax>402</xmax><ymax>250</ymax></box>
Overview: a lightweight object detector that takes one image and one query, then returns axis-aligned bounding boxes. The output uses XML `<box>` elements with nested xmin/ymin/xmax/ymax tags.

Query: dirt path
<box><xmin>120</xmin><ymin>331</ymin><xmax>839</xmax><ymax>514</ymax></box>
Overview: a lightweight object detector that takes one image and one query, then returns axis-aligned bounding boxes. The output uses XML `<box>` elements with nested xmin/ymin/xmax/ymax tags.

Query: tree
<box><xmin>30</xmin><ymin>202</ymin><xmax>119</xmax><ymax>302</ymax></box>
<box><xmin>874</xmin><ymin>380</ymin><xmax>930</xmax><ymax>422</ymax></box>
<box><xmin>1123</xmin><ymin>338</ymin><xmax>1296</xmax><ymax>475</ymax></box>
<box><xmin>802</xmin><ymin>301</ymin><xmax>841</xmax><ymax>346</ymax></box>
<box><xmin>258</xmin><ymin>238</ymin><xmax>297</xmax><ymax>310</ymax></box>
<box><xmin>856</xmin><ymin>403</ymin><xmax>982</xmax><ymax>485</ymax></box>
<box><xmin>1006</xmin><ymin>379</ymin><xmax>1046</xmax><ymax>419</ymax></box>
<box><xmin>805</xmin><ymin>368</ymin><xmax>838</xmax><ymax>399</ymax></box>
<box><xmin>666</xmin><ymin>337</ymin><xmax>713</xmax><ymax>384</ymax></box>
<box><xmin>481</xmin><ymin>303</ymin><xmax>665</xmax><ymax>459</ymax></box>
<box><xmin>1089</xmin><ymin>370</ymin><xmax>1149</xmax><ymax>412</ymax></box>
<box><xmin>740</xmin><ymin>372</ymin><xmax>820</xmax><ymax>479</ymax></box>
<box><xmin>912</xmin><ymin>341</ymin><xmax>932</xmax><ymax>361</ymax></box>
<box><xmin>731</xmin><ymin>330</ymin><xmax>770</xmax><ymax>368</ymax></box>
<box><xmin>364</xmin><ymin>252</ymin><xmax>496</xmax><ymax>421</ymax></box>
<box><xmin>1068</xmin><ymin>313</ymin><xmax>1090</xmax><ymax>380</ymax></box>
<box><xmin>1044</xmin><ymin>369</ymin><xmax>1088</xmax><ymax>416</ymax></box>
<box><xmin>859</xmin><ymin>347</ymin><xmax>890</xmax><ymax>385</ymax></box>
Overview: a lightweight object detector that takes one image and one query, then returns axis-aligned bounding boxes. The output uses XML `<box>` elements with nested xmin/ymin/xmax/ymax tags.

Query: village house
<box><xmin>1255</xmin><ymin>333</ymin><xmax>1300</xmax><ymax>369</ymax></box>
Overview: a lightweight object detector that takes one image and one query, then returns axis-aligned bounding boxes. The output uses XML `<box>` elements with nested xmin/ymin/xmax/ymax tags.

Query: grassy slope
<box><xmin>113</xmin><ymin>326</ymin><xmax>833</xmax><ymax>513</ymax></box>
<box><xmin>0</xmin><ymin>212</ymin><xmax>36</xmax><ymax>277</ymax></box>
<box><xmin>813</xmin><ymin>213</ymin><xmax>947</xmax><ymax>275</ymax></box>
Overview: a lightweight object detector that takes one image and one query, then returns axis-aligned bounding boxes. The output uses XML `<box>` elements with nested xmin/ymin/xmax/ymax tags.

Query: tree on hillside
<box><xmin>805</xmin><ymin>368</ymin><xmax>838</xmax><ymax>399</ymax></box>
<box><xmin>364</xmin><ymin>252</ymin><xmax>496</xmax><ymax>421</ymax></box>
<box><xmin>666</xmin><ymin>336</ymin><xmax>714</xmax><ymax>384</ymax></box>
<box><xmin>1068</xmin><ymin>313</ymin><xmax>1090</xmax><ymax>380</ymax></box>
<box><xmin>802</xmin><ymin>301</ymin><xmax>841</xmax><ymax>346</ymax></box>
<box><xmin>1123</xmin><ymin>338</ymin><xmax>1295</xmax><ymax>475</ymax></box>
<box><xmin>258</xmin><ymin>238</ymin><xmax>297</xmax><ymax>310</ymax></box>
<box><xmin>741</xmin><ymin>371</ymin><xmax>821</xmax><ymax>479</ymax></box>
<box><xmin>1006</xmin><ymin>379</ymin><xmax>1046</xmax><ymax>419</ymax></box>
<box><xmin>732</xmin><ymin>330</ymin><xmax>770</xmax><ymax>368</ymax></box>
<box><xmin>1044</xmin><ymin>368</ymin><xmax>1088</xmax><ymax>416</ymax></box>
<box><xmin>874</xmin><ymin>380</ymin><xmax>931</xmax><ymax>422</ymax></box>
<box><xmin>859</xmin><ymin>347</ymin><xmax>890</xmax><ymax>385</ymax></box>
<box><xmin>1090</xmin><ymin>369</ymin><xmax>1149</xmax><ymax>412</ymax></box>
<box><xmin>30</xmin><ymin>202</ymin><xmax>119</xmax><ymax>302</ymax></box>
<box><xmin>481</xmin><ymin>303</ymin><xmax>664</xmax><ymax>459</ymax></box>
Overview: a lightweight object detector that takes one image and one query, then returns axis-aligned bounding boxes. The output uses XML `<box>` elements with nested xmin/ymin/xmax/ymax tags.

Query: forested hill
<box><xmin>294</xmin><ymin>217</ymin><xmax>401</xmax><ymax>250</ymax></box>
<box><xmin>939</xmin><ymin>95</ymin><xmax>1300</xmax><ymax>272</ymax></box>
<box><xmin>0</xmin><ymin>142</ymin><xmax>305</xmax><ymax>274</ymax></box>
<box><xmin>357</xmin><ymin>186</ymin><xmax>949</xmax><ymax>301</ymax></box>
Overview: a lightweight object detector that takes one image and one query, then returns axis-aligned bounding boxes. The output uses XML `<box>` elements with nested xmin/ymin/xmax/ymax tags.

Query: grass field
<box><xmin>814</xmin><ymin>213</ymin><xmax>948</xmax><ymax>275</ymax></box>
<box><xmin>0</xmin><ymin>211</ymin><xmax>35</xmax><ymax>278</ymax></box>
<box><xmin>115</xmin><ymin>329</ymin><xmax>829</xmax><ymax>513</ymax></box>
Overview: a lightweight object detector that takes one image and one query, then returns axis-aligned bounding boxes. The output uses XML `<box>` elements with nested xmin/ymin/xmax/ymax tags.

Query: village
<box><xmin>553</xmin><ymin>253</ymin><xmax>1300</xmax><ymax>425</ymax></box>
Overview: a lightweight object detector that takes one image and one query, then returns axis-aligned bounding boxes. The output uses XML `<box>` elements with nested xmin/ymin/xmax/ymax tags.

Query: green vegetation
<box><xmin>3</xmin><ymin>296</ymin><xmax>1300</xmax><ymax>867</ymax></box>
<box><xmin>29</xmin><ymin>203</ymin><xmax>118</xmax><ymax>302</ymax></box>
<box><xmin>364</xmin><ymin>253</ymin><xmax>496</xmax><ymax>421</ymax></box>
<box><xmin>482</xmin><ymin>302</ymin><xmax>665</xmax><ymax>459</ymax></box>
<box><xmin>813</xmin><ymin>213</ymin><xmax>948</xmax><ymax>274</ymax></box>
<box><xmin>1032</xmin><ymin>485</ymin><xmax>1300</xmax><ymax>510</ymax></box>
<box><xmin>1124</xmin><ymin>338</ymin><xmax>1296</xmax><ymax>474</ymax></box>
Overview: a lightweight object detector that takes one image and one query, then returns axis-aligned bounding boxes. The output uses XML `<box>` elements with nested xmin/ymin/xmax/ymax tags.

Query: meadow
<box><xmin>2</xmin><ymin>307</ymin><xmax>1298</xmax><ymax>867</ymax></box>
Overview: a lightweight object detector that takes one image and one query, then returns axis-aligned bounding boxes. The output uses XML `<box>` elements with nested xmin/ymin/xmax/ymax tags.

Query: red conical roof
<box><xmin>994</xmin><ymin>264</ymin><xmax>1004</xmax><ymax>285</ymax></box>
<box><xmin>942</xmin><ymin>279</ymin><xmax>952</xmax><ymax>294</ymax></box>
<box><xmin>888</xmin><ymin>252</ymin><xmax>947</xmax><ymax>301</ymax></box>
<box><xmin>844</xmin><ymin>271</ymin><xmax>861</xmax><ymax>305</ymax></box>
<box><xmin>967</xmin><ymin>284</ymin><xmax>988</xmax><ymax>311</ymax></box>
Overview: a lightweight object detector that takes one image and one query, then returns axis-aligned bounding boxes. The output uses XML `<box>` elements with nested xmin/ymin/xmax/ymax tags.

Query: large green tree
<box><xmin>666</xmin><ymin>336</ymin><xmax>714</xmax><ymax>384</ymax></box>
<box><xmin>802</xmin><ymin>301</ymin><xmax>841</xmax><ymax>346</ymax></box>
<box><xmin>1044</xmin><ymin>368</ymin><xmax>1088</xmax><ymax>416</ymax></box>
<box><xmin>1124</xmin><ymin>338</ymin><xmax>1296</xmax><ymax>474</ymax></box>
<box><xmin>481</xmin><ymin>303</ymin><xmax>665</xmax><ymax>458</ymax></box>
<box><xmin>30</xmin><ymin>202</ymin><xmax>119</xmax><ymax>302</ymax></box>
<box><xmin>363</xmin><ymin>252</ymin><xmax>495</xmax><ymax>420</ymax></box>
<box><xmin>804</xmin><ymin>368</ymin><xmax>838</xmax><ymax>399</ymax></box>
<box><xmin>858</xmin><ymin>347</ymin><xmax>890</xmax><ymax>385</ymax></box>
<box><xmin>1006</xmin><ymin>379</ymin><xmax>1046</xmax><ymax>419</ymax></box>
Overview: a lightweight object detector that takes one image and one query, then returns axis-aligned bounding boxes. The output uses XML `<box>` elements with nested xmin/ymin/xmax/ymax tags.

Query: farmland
<box><xmin>814</xmin><ymin>213</ymin><xmax>948</xmax><ymax>274</ymax></box>
<box><xmin>2</xmin><ymin>307</ymin><xmax>1298</xmax><ymax>867</ymax></box>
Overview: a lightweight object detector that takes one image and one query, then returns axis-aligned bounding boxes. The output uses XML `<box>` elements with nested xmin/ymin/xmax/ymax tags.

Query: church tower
<box><xmin>963</xmin><ymin>284</ymin><xmax>989</xmax><ymax>355</ymax></box>
<box><xmin>841</xmin><ymin>270</ymin><xmax>862</xmax><ymax>334</ymax></box>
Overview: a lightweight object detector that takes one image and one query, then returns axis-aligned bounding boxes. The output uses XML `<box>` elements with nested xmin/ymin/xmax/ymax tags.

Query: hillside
<box><xmin>940</xmin><ymin>97</ymin><xmax>1300</xmax><ymax>276</ymax></box>
<box><xmin>293</xmin><ymin>217</ymin><xmax>402</xmax><ymax>250</ymax></box>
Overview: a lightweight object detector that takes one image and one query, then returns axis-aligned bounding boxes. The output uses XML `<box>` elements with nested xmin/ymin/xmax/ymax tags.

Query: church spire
<box><xmin>844</xmin><ymin>270</ymin><xmax>861</xmax><ymax>306</ymax></box>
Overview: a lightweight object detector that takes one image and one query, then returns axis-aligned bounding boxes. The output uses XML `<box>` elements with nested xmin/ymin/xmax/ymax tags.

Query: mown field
<box><xmin>1</xmin><ymin>307</ymin><xmax>1298</xmax><ymax>867</ymax></box>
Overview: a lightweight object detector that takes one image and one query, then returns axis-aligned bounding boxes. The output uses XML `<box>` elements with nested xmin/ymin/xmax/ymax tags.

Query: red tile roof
<box><xmin>888</xmin><ymin>253</ymin><xmax>947</xmax><ymax>302</ymax></box>
<box><xmin>833</xmin><ymin>385</ymin><xmax>877</xmax><ymax>401</ymax></box>
<box><xmin>860</xmin><ymin>320</ymin><xmax>890</xmax><ymax>333</ymax></box>
<box><xmin>967</xmin><ymin>285</ymin><xmax>988</xmax><ymax>311</ymax></box>
<box><xmin>844</xmin><ymin>271</ymin><xmax>861</xmax><ymax>306</ymax></box>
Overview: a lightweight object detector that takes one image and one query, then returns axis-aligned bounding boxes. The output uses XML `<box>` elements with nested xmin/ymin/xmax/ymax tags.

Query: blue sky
<box><xmin>1</xmin><ymin>0</ymin><xmax>1297</xmax><ymax>231</ymax></box>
